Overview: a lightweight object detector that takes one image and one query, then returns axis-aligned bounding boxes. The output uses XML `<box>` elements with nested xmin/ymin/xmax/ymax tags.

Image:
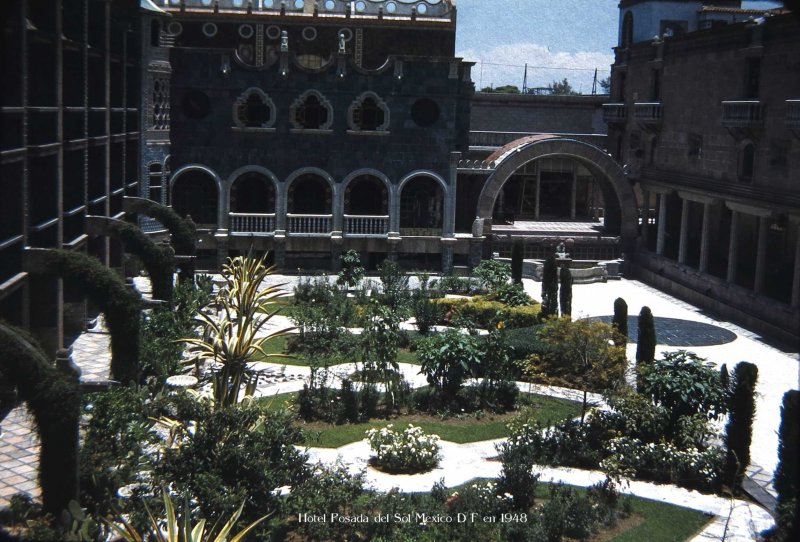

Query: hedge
<box><xmin>107</xmin><ymin>220</ymin><xmax>175</xmax><ymax>301</ymax></box>
<box><xmin>0</xmin><ymin>322</ymin><xmax>81</xmax><ymax>514</ymax></box>
<box><xmin>432</xmin><ymin>297</ymin><xmax>541</xmax><ymax>330</ymax></box>
<box><xmin>27</xmin><ymin>249</ymin><xmax>142</xmax><ymax>383</ymax></box>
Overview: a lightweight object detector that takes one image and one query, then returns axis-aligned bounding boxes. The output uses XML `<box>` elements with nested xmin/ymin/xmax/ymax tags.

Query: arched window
<box><xmin>621</xmin><ymin>12</ymin><xmax>634</xmax><ymax>48</ymax></box>
<box><xmin>348</xmin><ymin>93</ymin><xmax>390</xmax><ymax>132</ymax></box>
<box><xmin>739</xmin><ymin>142</ymin><xmax>755</xmax><ymax>182</ymax></box>
<box><xmin>148</xmin><ymin>162</ymin><xmax>162</xmax><ymax>203</ymax></box>
<box><xmin>232</xmin><ymin>88</ymin><xmax>275</xmax><ymax>129</ymax></box>
<box><xmin>290</xmin><ymin>91</ymin><xmax>333</xmax><ymax>130</ymax></box>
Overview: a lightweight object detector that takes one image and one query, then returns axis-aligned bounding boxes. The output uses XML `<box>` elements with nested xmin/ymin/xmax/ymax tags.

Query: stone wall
<box><xmin>470</xmin><ymin>93</ymin><xmax>608</xmax><ymax>135</ymax></box>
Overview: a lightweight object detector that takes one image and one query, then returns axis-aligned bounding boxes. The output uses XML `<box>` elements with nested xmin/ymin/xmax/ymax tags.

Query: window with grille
<box><xmin>233</xmin><ymin>88</ymin><xmax>275</xmax><ymax>129</ymax></box>
<box><xmin>348</xmin><ymin>93</ymin><xmax>389</xmax><ymax>132</ymax></box>
<box><xmin>151</xmin><ymin>76</ymin><xmax>170</xmax><ymax>130</ymax></box>
<box><xmin>148</xmin><ymin>162</ymin><xmax>162</xmax><ymax>203</ymax></box>
<box><xmin>290</xmin><ymin>91</ymin><xmax>333</xmax><ymax>130</ymax></box>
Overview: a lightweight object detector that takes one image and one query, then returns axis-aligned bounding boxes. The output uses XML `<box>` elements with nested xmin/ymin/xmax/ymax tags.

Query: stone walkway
<box><xmin>1</xmin><ymin>275</ymin><xmax>795</xmax><ymax>541</ymax></box>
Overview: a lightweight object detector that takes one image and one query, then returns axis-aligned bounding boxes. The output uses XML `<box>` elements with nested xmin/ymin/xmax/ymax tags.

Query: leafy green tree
<box><xmin>412</xmin><ymin>274</ymin><xmax>444</xmax><ymax>335</ymax></box>
<box><xmin>612</xmin><ymin>297</ymin><xmax>628</xmax><ymax>347</ymax></box>
<box><xmin>337</xmin><ymin>250</ymin><xmax>364</xmax><ymax>289</ymax></box>
<box><xmin>511</xmin><ymin>240</ymin><xmax>524</xmax><ymax>284</ymax></box>
<box><xmin>540</xmin><ymin>253</ymin><xmax>559</xmax><ymax>318</ymax></box>
<box><xmin>639</xmin><ymin>350</ymin><xmax>727</xmax><ymax>438</ymax></box>
<box><xmin>417</xmin><ymin>328</ymin><xmax>482</xmax><ymax>404</ymax></box>
<box><xmin>635</xmin><ymin>306</ymin><xmax>656</xmax><ymax>390</ymax></box>
<box><xmin>548</xmin><ymin>78</ymin><xmax>579</xmax><ymax>95</ymax></box>
<box><xmin>361</xmin><ymin>302</ymin><xmax>403</xmax><ymax>412</ymax></box>
<box><xmin>723</xmin><ymin>362</ymin><xmax>759</xmax><ymax>490</ymax></box>
<box><xmin>533</xmin><ymin>318</ymin><xmax>627</xmax><ymax>422</ymax></box>
<box><xmin>559</xmin><ymin>266</ymin><xmax>572</xmax><ymax>317</ymax></box>
<box><xmin>473</xmin><ymin>258</ymin><xmax>511</xmax><ymax>292</ymax></box>
<box><xmin>599</xmin><ymin>76</ymin><xmax>611</xmax><ymax>94</ymax></box>
<box><xmin>377</xmin><ymin>259</ymin><xmax>410</xmax><ymax>315</ymax></box>
<box><xmin>481</xmin><ymin>84</ymin><xmax>521</xmax><ymax>94</ymax></box>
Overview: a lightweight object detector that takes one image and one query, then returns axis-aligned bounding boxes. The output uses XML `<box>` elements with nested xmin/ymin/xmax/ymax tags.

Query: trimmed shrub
<box><xmin>723</xmin><ymin>362</ymin><xmax>759</xmax><ymax>490</ymax></box>
<box><xmin>366</xmin><ymin>424</ymin><xmax>441</xmax><ymax>473</ymax></box>
<box><xmin>107</xmin><ymin>220</ymin><xmax>175</xmax><ymax>301</ymax></box>
<box><xmin>635</xmin><ymin>306</ymin><xmax>656</xmax><ymax>390</ymax></box>
<box><xmin>492</xmin><ymin>282</ymin><xmax>533</xmax><ymax>307</ymax></box>
<box><xmin>337</xmin><ymin>250</ymin><xmax>365</xmax><ymax>288</ymax></box>
<box><xmin>773</xmin><ymin>390</ymin><xmax>799</xmax><ymax>538</ymax></box>
<box><xmin>0</xmin><ymin>323</ymin><xmax>81</xmax><ymax>515</ymax></box>
<box><xmin>497</xmin><ymin>423</ymin><xmax>542</xmax><ymax>510</ymax></box>
<box><xmin>612</xmin><ymin>297</ymin><xmax>628</xmax><ymax>346</ymax></box>
<box><xmin>473</xmin><ymin>259</ymin><xmax>511</xmax><ymax>291</ymax></box>
<box><xmin>27</xmin><ymin>249</ymin><xmax>142</xmax><ymax>383</ymax></box>
<box><xmin>559</xmin><ymin>266</ymin><xmax>573</xmax><ymax>317</ymax></box>
<box><xmin>511</xmin><ymin>240</ymin><xmax>523</xmax><ymax>284</ymax></box>
<box><xmin>503</xmin><ymin>304</ymin><xmax>542</xmax><ymax>329</ymax></box>
<box><xmin>455</xmin><ymin>300</ymin><xmax>506</xmax><ymax>329</ymax></box>
<box><xmin>540</xmin><ymin>252</ymin><xmax>559</xmax><ymax>318</ymax></box>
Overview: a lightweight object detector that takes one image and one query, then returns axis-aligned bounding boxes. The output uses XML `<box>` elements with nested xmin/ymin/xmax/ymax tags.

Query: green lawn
<box><xmin>299</xmin><ymin>394</ymin><xmax>581</xmax><ymax>448</ymax></box>
<box><xmin>609</xmin><ymin>495</ymin><xmax>712</xmax><ymax>542</ymax></box>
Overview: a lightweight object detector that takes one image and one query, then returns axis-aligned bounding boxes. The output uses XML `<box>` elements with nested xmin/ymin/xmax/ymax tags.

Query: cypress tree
<box><xmin>511</xmin><ymin>240</ymin><xmax>523</xmax><ymax>284</ymax></box>
<box><xmin>612</xmin><ymin>297</ymin><xmax>628</xmax><ymax>347</ymax></box>
<box><xmin>540</xmin><ymin>252</ymin><xmax>559</xmax><ymax>318</ymax></box>
<box><xmin>774</xmin><ymin>390</ymin><xmax>799</xmax><ymax>535</ymax></box>
<box><xmin>559</xmin><ymin>265</ymin><xmax>572</xmax><ymax>317</ymax></box>
<box><xmin>723</xmin><ymin>362</ymin><xmax>759</xmax><ymax>490</ymax></box>
<box><xmin>720</xmin><ymin>363</ymin><xmax>730</xmax><ymax>393</ymax></box>
<box><xmin>635</xmin><ymin>306</ymin><xmax>656</xmax><ymax>390</ymax></box>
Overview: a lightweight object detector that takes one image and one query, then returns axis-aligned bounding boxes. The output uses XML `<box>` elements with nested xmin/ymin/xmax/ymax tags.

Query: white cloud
<box><xmin>458</xmin><ymin>42</ymin><xmax>614</xmax><ymax>94</ymax></box>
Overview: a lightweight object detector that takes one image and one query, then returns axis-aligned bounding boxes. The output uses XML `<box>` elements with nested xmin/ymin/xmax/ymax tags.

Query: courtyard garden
<box><xmin>0</xmin><ymin>252</ymin><xmax>792</xmax><ymax>542</ymax></box>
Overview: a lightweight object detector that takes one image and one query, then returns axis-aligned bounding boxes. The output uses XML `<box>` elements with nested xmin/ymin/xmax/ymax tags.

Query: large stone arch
<box><xmin>169</xmin><ymin>164</ymin><xmax>223</xmax><ymax>227</ymax></box>
<box><xmin>475</xmin><ymin>136</ymin><xmax>638</xmax><ymax>249</ymax></box>
<box><xmin>227</xmin><ymin>166</ymin><xmax>279</xmax><ymax>215</ymax></box>
<box><xmin>341</xmin><ymin>168</ymin><xmax>392</xmax><ymax>216</ymax></box>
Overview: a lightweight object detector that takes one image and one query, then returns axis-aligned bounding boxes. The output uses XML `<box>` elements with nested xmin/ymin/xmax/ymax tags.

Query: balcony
<box><xmin>787</xmin><ymin>100</ymin><xmax>800</xmax><ymax>131</ymax></box>
<box><xmin>633</xmin><ymin>102</ymin><xmax>662</xmax><ymax>124</ymax></box>
<box><xmin>602</xmin><ymin>103</ymin><xmax>627</xmax><ymax>124</ymax></box>
<box><xmin>229</xmin><ymin>213</ymin><xmax>275</xmax><ymax>235</ymax></box>
<box><xmin>287</xmin><ymin>214</ymin><xmax>332</xmax><ymax>236</ymax></box>
<box><xmin>344</xmin><ymin>215</ymin><xmax>389</xmax><ymax>237</ymax></box>
<box><xmin>721</xmin><ymin>101</ymin><xmax>763</xmax><ymax>128</ymax></box>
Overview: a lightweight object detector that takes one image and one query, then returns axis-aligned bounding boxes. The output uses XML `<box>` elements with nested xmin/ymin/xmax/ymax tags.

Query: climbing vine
<box><xmin>106</xmin><ymin>220</ymin><xmax>175</xmax><ymax>301</ymax></box>
<box><xmin>27</xmin><ymin>249</ymin><xmax>142</xmax><ymax>383</ymax></box>
<box><xmin>0</xmin><ymin>322</ymin><xmax>81</xmax><ymax>515</ymax></box>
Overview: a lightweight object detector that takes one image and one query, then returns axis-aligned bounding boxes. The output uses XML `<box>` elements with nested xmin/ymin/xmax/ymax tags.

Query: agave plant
<box><xmin>106</xmin><ymin>487</ymin><xmax>269</xmax><ymax>542</ymax></box>
<box><xmin>181</xmin><ymin>255</ymin><xmax>293</xmax><ymax>407</ymax></box>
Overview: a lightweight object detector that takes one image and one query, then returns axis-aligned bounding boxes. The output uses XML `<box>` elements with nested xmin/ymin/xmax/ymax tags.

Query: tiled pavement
<box><xmin>0</xmin><ymin>407</ymin><xmax>40</xmax><ymax>504</ymax></box>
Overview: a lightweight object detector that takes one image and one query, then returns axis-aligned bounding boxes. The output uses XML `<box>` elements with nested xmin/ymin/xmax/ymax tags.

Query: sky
<box><xmin>454</xmin><ymin>0</ymin><xmax>784</xmax><ymax>93</ymax></box>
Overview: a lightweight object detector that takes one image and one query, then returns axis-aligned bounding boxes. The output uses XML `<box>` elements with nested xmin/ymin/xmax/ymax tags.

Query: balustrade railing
<box><xmin>287</xmin><ymin>214</ymin><xmax>333</xmax><ymax>235</ymax></box>
<box><xmin>602</xmin><ymin>103</ymin><xmax>627</xmax><ymax>123</ymax></box>
<box><xmin>634</xmin><ymin>102</ymin><xmax>662</xmax><ymax>123</ymax></box>
<box><xmin>229</xmin><ymin>213</ymin><xmax>276</xmax><ymax>234</ymax></box>
<box><xmin>721</xmin><ymin>100</ymin><xmax>763</xmax><ymax>127</ymax></box>
<box><xmin>787</xmin><ymin>100</ymin><xmax>800</xmax><ymax>129</ymax></box>
<box><xmin>469</xmin><ymin>131</ymin><xmax>607</xmax><ymax>149</ymax></box>
<box><xmin>344</xmin><ymin>215</ymin><xmax>389</xmax><ymax>236</ymax></box>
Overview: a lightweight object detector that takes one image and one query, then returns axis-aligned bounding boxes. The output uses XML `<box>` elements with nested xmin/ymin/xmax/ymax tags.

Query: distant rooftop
<box><xmin>158</xmin><ymin>0</ymin><xmax>455</xmax><ymax>21</ymax></box>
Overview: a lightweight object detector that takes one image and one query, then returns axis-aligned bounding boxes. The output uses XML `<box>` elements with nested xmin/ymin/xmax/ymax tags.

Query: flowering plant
<box><xmin>366</xmin><ymin>424</ymin><xmax>441</xmax><ymax>473</ymax></box>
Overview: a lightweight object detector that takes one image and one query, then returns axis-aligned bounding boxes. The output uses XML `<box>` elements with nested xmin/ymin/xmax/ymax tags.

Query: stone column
<box><xmin>273</xmin><ymin>233</ymin><xmax>286</xmax><ymax>270</ymax></box>
<box><xmin>791</xmin><ymin>220</ymin><xmax>800</xmax><ymax>308</ymax></box>
<box><xmin>678</xmin><ymin>198</ymin><xmax>690</xmax><ymax>264</ymax></box>
<box><xmin>698</xmin><ymin>201</ymin><xmax>711</xmax><ymax>273</ymax></box>
<box><xmin>534</xmin><ymin>167</ymin><xmax>541</xmax><ymax>219</ymax></box>
<box><xmin>570</xmin><ymin>165</ymin><xmax>577</xmax><ymax>219</ymax></box>
<box><xmin>656</xmin><ymin>193</ymin><xmax>667</xmax><ymax>256</ymax></box>
<box><xmin>388</xmin><ymin>184</ymin><xmax>401</xmax><ymax>236</ymax></box>
<box><xmin>275</xmin><ymin>181</ymin><xmax>288</xmax><ymax>232</ymax></box>
<box><xmin>727</xmin><ymin>210</ymin><xmax>739</xmax><ymax>283</ymax></box>
<box><xmin>641</xmin><ymin>189</ymin><xmax>650</xmax><ymax>250</ymax></box>
<box><xmin>754</xmin><ymin>215</ymin><xmax>769</xmax><ymax>294</ymax></box>
<box><xmin>441</xmin><ymin>238</ymin><xmax>456</xmax><ymax>274</ymax></box>
<box><xmin>214</xmin><ymin>230</ymin><xmax>229</xmax><ymax>270</ymax></box>
<box><xmin>331</xmin><ymin>183</ymin><xmax>343</xmax><ymax>236</ymax></box>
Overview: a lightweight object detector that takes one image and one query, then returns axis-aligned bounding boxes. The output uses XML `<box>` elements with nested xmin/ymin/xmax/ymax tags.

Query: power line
<box><xmin>474</xmin><ymin>60</ymin><xmax>609</xmax><ymax>72</ymax></box>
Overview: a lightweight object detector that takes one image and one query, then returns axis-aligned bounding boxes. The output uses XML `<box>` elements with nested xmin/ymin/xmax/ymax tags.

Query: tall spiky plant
<box><xmin>182</xmin><ymin>255</ymin><xmax>293</xmax><ymax>407</ymax></box>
